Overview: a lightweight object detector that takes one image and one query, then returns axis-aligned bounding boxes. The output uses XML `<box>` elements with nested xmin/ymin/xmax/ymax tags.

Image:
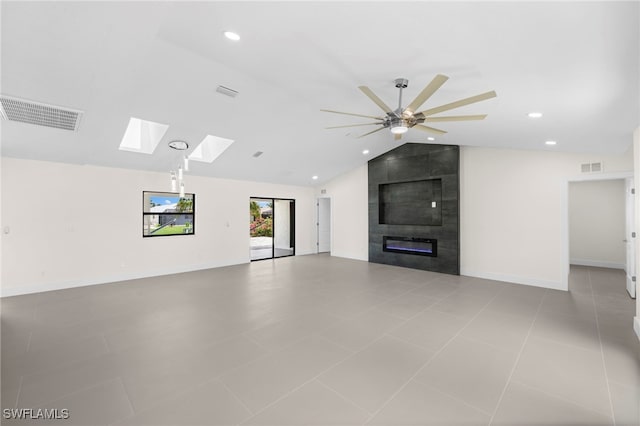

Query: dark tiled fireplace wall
<box><xmin>368</xmin><ymin>143</ymin><xmax>460</xmax><ymax>274</ymax></box>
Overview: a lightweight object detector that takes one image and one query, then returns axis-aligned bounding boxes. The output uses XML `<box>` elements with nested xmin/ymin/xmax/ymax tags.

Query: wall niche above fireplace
<box><xmin>379</xmin><ymin>179</ymin><xmax>442</xmax><ymax>226</ymax></box>
<box><xmin>368</xmin><ymin>143</ymin><xmax>459</xmax><ymax>275</ymax></box>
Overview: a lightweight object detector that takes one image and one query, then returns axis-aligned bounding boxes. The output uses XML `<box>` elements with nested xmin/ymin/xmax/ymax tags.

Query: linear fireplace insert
<box><xmin>383</xmin><ymin>236</ymin><xmax>437</xmax><ymax>257</ymax></box>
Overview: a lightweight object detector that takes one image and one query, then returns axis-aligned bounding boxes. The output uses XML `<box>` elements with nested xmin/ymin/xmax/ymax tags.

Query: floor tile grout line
<box><xmin>23</xmin><ymin>376</ymin><xmax>126</xmax><ymax>413</ymax></box>
<box><xmin>13</xmin><ymin>375</ymin><xmax>24</xmax><ymax>409</ymax></box>
<box><xmin>587</xmin><ymin>268</ymin><xmax>618</xmax><ymax>425</ymax></box>
<box><xmin>219</xmin><ymin>379</ymin><xmax>255</xmax><ymax>422</ymax></box>
<box><xmin>410</xmin><ymin>377</ymin><xmax>494</xmax><ymax>417</ymax></box>
<box><xmin>486</xmin><ymin>287</ymin><xmax>547</xmax><ymax>426</ymax></box>
<box><xmin>232</xmin><ymin>281</ymin><xmax>431</xmax><ymax>426</ymax></box>
<box><xmin>315</xmin><ymin>378</ymin><xmax>376</xmax><ymax>420</ymax></box>
<box><xmin>236</xmin><ymin>336</ymin><xmax>381</xmax><ymax>425</ymax></box>
<box><xmin>25</xmin><ymin>331</ymin><xmax>33</xmax><ymax>353</ymax></box>
<box><xmin>362</xmin><ymin>285</ymin><xmax>507</xmax><ymax>425</ymax></box>
<box><xmin>509</xmin><ymin>378</ymin><xmax>616</xmax><ymax>420</ymax></box>
<box><xmin>116</xmin><ymin>376</ymin><xmax>136</xmax><ymax>421</ymax></box>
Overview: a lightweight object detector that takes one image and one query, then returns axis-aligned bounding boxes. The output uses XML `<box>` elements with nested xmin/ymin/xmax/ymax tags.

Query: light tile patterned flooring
<box><xmin>1</xmin><ymin>255</ymin><xmax>638</xmax><ymax>425</ymax></box>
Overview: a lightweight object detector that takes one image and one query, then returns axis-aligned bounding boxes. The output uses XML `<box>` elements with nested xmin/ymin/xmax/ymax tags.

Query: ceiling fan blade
<box><xmin>423</xmin><ymin>114</ymin><xmax>487</xmax><ymax>122</ymax></box>
<box><xmin>418</xmin><ymin>91</ymin><xmax>497</xmax><ymax>116</ymax></box>
<box><xmin>405</xmin><ymin>74</ymin><xmax>449</xmax><ymax>115</ymax></box>
<box><xmin>412</xmin><ymin>124</ymin><xmax>448</xmax><ymax>135</ymax></box>
<box><xmin>394</xmin><ymin>133</ymin><xmax>402</xmax><ymax>141</ymax></box>
<box><xmin>358</xmin><ymin>86</ymin><xmax>394</xmax><ymax>114</ymax></box>
<box><xmin>325</xmin><ymin>122</ymin><xmax>383</xmax><ymax>129</ymax></box>
<box><xmin>357</xmin><ymin>126</ymin><xmax>386</xmax><ymax>138</ymax></box>
<box><xmin>320</xmin><ymin>109</ymin><xmax>384</xmax><ymax>120</ymax></box>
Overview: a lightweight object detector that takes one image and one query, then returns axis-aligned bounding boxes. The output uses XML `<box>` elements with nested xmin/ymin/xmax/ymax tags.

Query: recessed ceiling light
<box><xmin>528</xmin><ymin>112</ymin><xmax>543</xmax><ymax>118</ymax></box>
<box><xmin>427</xmin><ymin>137</ymin><xmax>435</xmax><ymax>141</ymax></box>
<box><xmin>362</xmin><ymin>149</ymin><xmax>370</xmax><ymax>155</ymax></box>
<box><xmin>312</xmin><ymin>175</ymin><xmax>318</xmax><ymax>180</ymax></box>
<box><xmin>545</xmin><ymin>140</ymin><xmax>557</xmax><ymax>146</ymax></box>
<box><xmin>223</xmin><ymin>31</ymin><xmax>240</xmax><ymax>41</ymax></box>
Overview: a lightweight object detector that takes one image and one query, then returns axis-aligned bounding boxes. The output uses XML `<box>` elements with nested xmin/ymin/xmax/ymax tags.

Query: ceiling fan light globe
<box><xmin>390</xmin><ymin>126</ymin><xmax>408</xmax><ymax>134</ymax></box>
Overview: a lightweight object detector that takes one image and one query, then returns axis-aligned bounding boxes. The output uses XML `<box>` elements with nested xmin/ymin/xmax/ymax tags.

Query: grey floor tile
<box><xmin>415</xmin><ymin>335</ymin><xmax>518</xmax><ymax>414</ymax></box>
<box><xmin>430</xmin><ymin>293</ymin><xmax>488</xmax><ymax>319</ymax></box>
<box><xmin>461</xmin><ymin>309</ymin><xmax>533</xmax><ymax>353</ymax></box>
<box><xmin>242</xmin><ymin>380</ymin><xmax>369</xmax><ymax>425</ymax></box>
<box><xmin>530</xmin><ymin>311</ymin><xmax>601</xmax><ymax>353</ymax></box>
<box><xmin>512</xmin><ymin>336</ymin><xmax>612</xmax><ymax>416</ymax></box>
<box><xmin>320</xmin><ymin>308</ymin><xmax>406</xmax><ymax>352</ymax></box>
<box><xmin>368</xmin><ymin>380</ymin><xmax>490</xmax><ymax>426</ymax></box>
<box><xmin>389</xmin><ymin>309</ymin><xmax>470</xmax><ymax>352</ymax></box>
<box><xmin>114</xmin><ymin>379</ymin><xmax>251</xmax><ymax>426</ymax></box>
<box><xmin>374</xmin><ymin>292</ymin><xmax>439</xmax><ymax>320</ymax></box>
<box><xmin>243</xmin><ymin>310</ymin><xmax>342</xmax><ymax>351</ymax></box>
<box><xmin>318</xmin><ymin>336</ymin><xmax>433</xmax><ymax>413</ymax></box>
<box><xmin>492</xmin><ymin>381</ymin><xmax>613</xmax><ymax>426</ymax></box>
<box><xmin>219</xmin><ymin>335</ymin><xmax>351</xmax><ymax>413</ymax></box>
<box><xmin>33</xmin><ymin>378</ymin><xmax>133</xmax><ymax>426</ymax></box>
<box><xmin>609</xmin><ymin>380</ymin><xmax>640</xmax><ymax>426</ymax></box>
<box><xmin>17</xmin><ymin>352</ymin><xmax>121</xmax><ymax>408</ymax></box>
<box><xmin>1</xmin><ymin>258</ymin><xmax>636</xmax><ymax>426</ymax></box>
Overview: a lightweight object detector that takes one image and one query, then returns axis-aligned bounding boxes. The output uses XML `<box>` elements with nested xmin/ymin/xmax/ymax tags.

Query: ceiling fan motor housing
<box><xmin>394</xmin><ymin>78</ymin><xmax>408</xmax><ymax>88</ymax></box>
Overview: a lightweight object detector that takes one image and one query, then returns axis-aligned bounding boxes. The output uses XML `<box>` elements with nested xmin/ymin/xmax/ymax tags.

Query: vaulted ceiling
<box><xmin>1</xmin><ymin>1</ymin><xmax>638</xmax><ymax>186</ymax></box>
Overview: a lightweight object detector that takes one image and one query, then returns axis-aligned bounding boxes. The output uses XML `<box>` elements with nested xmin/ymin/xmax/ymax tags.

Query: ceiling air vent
<box><xmin>215</xmin><ymin>85</ymin><xmax>238</xmax><ymax>98</ymax></box>
<box><xmin>0</xmin><ymin>95</ymin><xmax>83</xmax><ymax>131</ymax></box>
<box><xmin>581</xmin><ymin>162</ymin><xmax>603</xmax><ymax>173</ymax></box>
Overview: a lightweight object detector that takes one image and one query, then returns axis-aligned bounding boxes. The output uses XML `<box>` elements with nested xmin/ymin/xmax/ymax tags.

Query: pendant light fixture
<box><xmin>168</xmin><ymin>140</ymin><xmax>189</xmax><ymax>196</ymax></box>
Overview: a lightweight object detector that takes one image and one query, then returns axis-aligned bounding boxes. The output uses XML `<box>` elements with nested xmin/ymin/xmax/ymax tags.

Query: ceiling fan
<box><xmin>321</xmin><ymin>75</ymin><xmax>496</xmax><ymax>140</ymax></box>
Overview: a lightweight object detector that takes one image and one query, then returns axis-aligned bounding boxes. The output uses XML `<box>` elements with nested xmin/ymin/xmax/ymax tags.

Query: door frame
<box><xmin>250</xmin><ymin>196</ymin><xmax>296</xmax><ymax>261</ymax></box>
<box><xmin>562</xmin><ymin>171</ymin><xmax>633</xmax><ymax>291</ymax></box>
<box><xmin>317</xmin><ymin>197</ymin><xmax>331</xmax><ymax>254</ymax></box>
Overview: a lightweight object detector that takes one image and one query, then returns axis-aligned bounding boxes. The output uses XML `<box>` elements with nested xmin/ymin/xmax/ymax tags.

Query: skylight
<box><xmin>188</xmin><ymin>135</ymin><xmax>234</xmax><ymax>163</ymax></box>
<box><xmin>118</xmin><ymin>117</ymin><xmax>169</xmax><ymax>154</ymax></box>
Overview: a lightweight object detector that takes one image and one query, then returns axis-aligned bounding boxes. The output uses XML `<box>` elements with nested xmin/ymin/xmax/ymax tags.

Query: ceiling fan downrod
<box><xmin>394</xmin><ymin>78</ymin><xmax>408</xmax><ymax>113</ymax></box>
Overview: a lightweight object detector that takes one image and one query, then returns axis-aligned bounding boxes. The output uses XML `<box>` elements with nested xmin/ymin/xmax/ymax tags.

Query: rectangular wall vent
<box><xmin>215</xmin><ymin>85</ymin><xmax>238</xmax><ymax>98</ymax></box>
<box><xmin>580</xmin><ymin>162</ymin><xmax>603</xmax><ymax>173</ymax></box>
<box><xmin>0</xmin><ymin>95</ymin><xmax>83</xmax><ymax>131</ymax></box>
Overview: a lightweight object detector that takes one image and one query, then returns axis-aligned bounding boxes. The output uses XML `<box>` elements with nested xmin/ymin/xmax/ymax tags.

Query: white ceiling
<box><xmin>1</xmin><ymin>1</ymin><xmax>638</xmax><ymax>186</ymax></box>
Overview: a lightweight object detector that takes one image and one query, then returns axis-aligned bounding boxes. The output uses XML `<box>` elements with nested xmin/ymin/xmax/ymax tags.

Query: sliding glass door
<box><xmin>250</xmin><ymin>197</ymin><xmax>295</xmax><ymax>261</ymax></box>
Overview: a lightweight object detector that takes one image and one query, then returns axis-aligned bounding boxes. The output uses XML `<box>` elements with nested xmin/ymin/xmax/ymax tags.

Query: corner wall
<box><xmin>314</xmin><ymin>165</ymin><xmax>368</xmax><ymax>261</ymax></box>
<box><xmin>1</xmin><ymin>158</ymin><xmax>316</xmax><ymax>297</ymax></box>
<box><xmin>460</xmin><ymin>146</ymin><xmax>633</xmax><ymax>290</ymax></box>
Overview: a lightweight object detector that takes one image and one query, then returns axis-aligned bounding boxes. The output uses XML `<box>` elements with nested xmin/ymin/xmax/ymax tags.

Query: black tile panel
<box><xmin>368</xmin><ymin>143</ymin><xmax>459</xmax><ymax>275</ymax></box>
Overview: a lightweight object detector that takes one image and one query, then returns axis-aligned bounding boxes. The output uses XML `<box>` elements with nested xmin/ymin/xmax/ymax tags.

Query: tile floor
<box><xmin>1</xmin><ymin>255</ymin><xmax>638</xmax><ymax>425</ymax></box>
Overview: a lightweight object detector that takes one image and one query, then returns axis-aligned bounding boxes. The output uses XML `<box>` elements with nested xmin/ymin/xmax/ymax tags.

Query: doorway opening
<box><xmin>250</xmin><ymin>197</ymin><xmax>295</xmax><ymax>261</ymax></box>
<box><xmin>564</xmin><ymin>173</ymin><xmax>635</xmax><ymax>297</ymax></box>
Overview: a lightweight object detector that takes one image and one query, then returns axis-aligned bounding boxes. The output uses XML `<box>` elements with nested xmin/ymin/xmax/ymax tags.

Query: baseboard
<box><xmin>569</xmin><ymin>259</ymin><xmax>625</xmax><ymax>270</ymax></box>
<box><xmin>0</xmin><ymin>257</ymin><xmax>249</xmax><ymax>298</ymax></box>
<box><xmin>634</xmin><ymin>317</ymin><xmax>640</xmax><ymax>341</ymax></box>
<box><xmin>460</xmin><ymin>269</ymin><xmax>566</xmax><ymax>291</ymax></box>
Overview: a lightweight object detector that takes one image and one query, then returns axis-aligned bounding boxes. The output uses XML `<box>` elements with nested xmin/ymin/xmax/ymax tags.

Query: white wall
<box><xmin>569</xmin><ymin>179</ymin><xmax>626</xmax><ymax>269</ymax></box>
<box><xmin>1</xmin><ymin>158</ymin><xmax>316</xmax><ymax>297</ymax></box>
<box><xmin>315</xmin><ymin>164</ymin><xmax>368</xmax><ymax>261</ymax></box>
<box><xmin>460</xmin><ymin>146</ymin><xmax>633</xmax><ymax>290</ymax></box>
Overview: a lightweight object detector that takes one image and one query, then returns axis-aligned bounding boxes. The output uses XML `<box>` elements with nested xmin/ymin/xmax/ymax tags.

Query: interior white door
<box><xmin>317</xmin><ymin>198</ymin><xmax>331</xmax><ymax>253</ymax></box>
<box><xmin>625</xmin><ymin>178</ymin><xmax>636</xmax><ymax>298</ymax></box>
